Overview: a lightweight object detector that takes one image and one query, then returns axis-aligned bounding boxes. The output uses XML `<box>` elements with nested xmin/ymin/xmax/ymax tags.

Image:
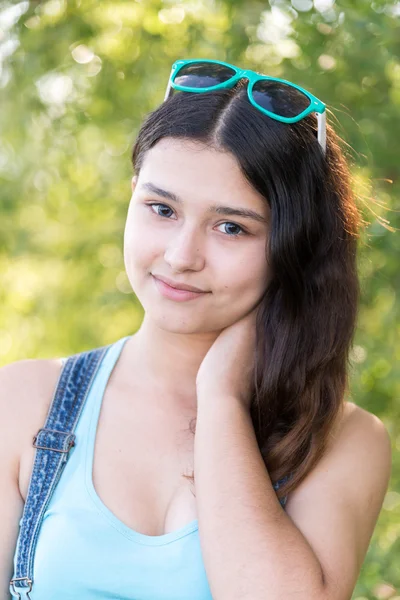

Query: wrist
<box><xmin>196</xmin><ymin>392</ymin><xmax>250</xmax><ymax>419</ymax></box>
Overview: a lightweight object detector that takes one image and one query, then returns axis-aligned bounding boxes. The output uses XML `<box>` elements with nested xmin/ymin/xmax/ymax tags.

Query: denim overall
<box><xmin>9</xmin><ymin>337</ymin><xmax>291</xmax><ymax>600</ymax></box>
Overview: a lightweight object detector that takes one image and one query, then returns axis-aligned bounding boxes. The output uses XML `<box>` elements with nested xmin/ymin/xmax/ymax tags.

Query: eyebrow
<box><xmin>140</xmin><ymin>182</ymin><xmax>268</xmax><ymax>224</ymax></box>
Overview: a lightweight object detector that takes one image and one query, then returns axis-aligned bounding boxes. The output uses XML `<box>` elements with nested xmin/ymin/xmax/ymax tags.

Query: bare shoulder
<box><xmin>328</xmin><ymin>400</ymin><xmax>391</xmax><ymax>459</ymax></box>
<box><xmin>0</xmin><ymin>357</ymin><xmax>64</xmax><ymax>592</ymax></box>
<box><xmin>0</xmin><ymin>358</ymin><xmax>64</xmax><ymax>473</ymax></box>
<box><xmin>328</xmin><ymin>401</ymin><xmax>392</xmax><ymax>489</ymax></box>
<box><xmin>286</xmin><ymin>400</ymin><xmax>392</xmax><ymax>523</ymax></box>
<box><xmin>285</xmin><ymin>401</ymin><xmax>392</xmax><ymax>598</ymax></box>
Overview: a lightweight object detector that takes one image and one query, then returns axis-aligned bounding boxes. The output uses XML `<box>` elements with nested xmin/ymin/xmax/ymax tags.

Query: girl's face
<box><xmin>124</xmin><ymin>137</ymin><xmax>271</xmax><ymax>334</ymax></box>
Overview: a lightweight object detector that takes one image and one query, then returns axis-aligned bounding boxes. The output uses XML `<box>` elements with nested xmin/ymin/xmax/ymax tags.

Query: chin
<box><xmin>148</xmin><ymin>307</ymin><xmax>215</xmax><ymax>335</ymax></box>
<box><xmin>153</xmin><ymin>311</ymin><xmax>201</xmax><ymax>331</ymax></box>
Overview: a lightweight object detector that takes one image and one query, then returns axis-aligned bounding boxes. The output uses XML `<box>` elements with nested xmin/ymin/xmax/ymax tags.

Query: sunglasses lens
<box><xmin>252</xmin><ymin>80</ymin><xmax>311</xmax><ymax>118</ymax></box>
<box><xmin>173</xmin><ymin>62</ymin><xmax>236</xmax><ymax>88</ymax></box>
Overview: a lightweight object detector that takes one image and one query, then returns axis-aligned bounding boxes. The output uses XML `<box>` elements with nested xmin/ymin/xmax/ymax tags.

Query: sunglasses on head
<box><xmin>164</xmin><ymin>58</ymin><xmax>327</xmax><ymax>155</ymax></box>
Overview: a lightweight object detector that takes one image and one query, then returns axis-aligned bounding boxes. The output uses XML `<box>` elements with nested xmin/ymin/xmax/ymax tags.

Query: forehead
<box><xmin>137</xmin><ymin>138</ymin><xmax>269</xmax><ymax>214</ymax></box>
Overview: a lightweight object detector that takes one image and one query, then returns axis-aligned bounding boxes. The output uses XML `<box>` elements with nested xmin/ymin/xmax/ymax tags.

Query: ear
<box><xmin>131</xmin><ymin>175</ymin><xmax>138</xmax><ymax>192</ymax></box>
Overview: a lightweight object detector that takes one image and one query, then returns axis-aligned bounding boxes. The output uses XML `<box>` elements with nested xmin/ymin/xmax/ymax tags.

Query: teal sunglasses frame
<box><xmin>164</xmin><ymin>58</ymin><xmax>327</xmax><ymax>155</ymax></box>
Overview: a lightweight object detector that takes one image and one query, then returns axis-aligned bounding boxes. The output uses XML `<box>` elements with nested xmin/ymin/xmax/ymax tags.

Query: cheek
<box><xmin>207</xmin><ymin>253</ymin><xmax>267</xmax><ymax>330</ymax></box>
<box><xmin>124</xmin><ymin>205</ymin><xmax>156</xmax><ymax>266</ymax></box>
<box><xmin>216</xmin><ymin>247</ymin><xmax>269</xmax><ymax>305</ymax></box>
<box><xmin>123</xmin><ymin>211</ymin><xmax>155</xmax><ymax>289</ymax></box>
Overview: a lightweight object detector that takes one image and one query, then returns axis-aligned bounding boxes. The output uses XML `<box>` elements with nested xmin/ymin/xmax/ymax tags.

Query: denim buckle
<box><xmin>10</xmin><ymin>577</ymin><xmax>32</xmax><ymax>599</ymax></box>
<box><xmin>32</xmin><ymin>428</ymin><xmax>76</xmax><ymax>453</ymax></box>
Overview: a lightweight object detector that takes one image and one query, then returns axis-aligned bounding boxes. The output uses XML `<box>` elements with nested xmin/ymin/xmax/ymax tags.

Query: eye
<box><xmin>148</xmin><ymin>202</ymin><xmax>174</xmax><ymax>219</ymax></box>
<box><xmin>146</xmin><ymin>202</ymin><xmax>249</xmax><ymax>238</ymax></box>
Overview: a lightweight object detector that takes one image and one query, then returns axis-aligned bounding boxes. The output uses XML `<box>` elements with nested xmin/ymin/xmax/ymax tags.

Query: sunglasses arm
<box><xmin>317</xmin><ymin>110</ymin><xmax>327</xmax><ymax>155</ymax></box>
<box><xmin>164</xmin><ymin>70</ymin><xmax>175</xmax><ymax>101</ymax></box>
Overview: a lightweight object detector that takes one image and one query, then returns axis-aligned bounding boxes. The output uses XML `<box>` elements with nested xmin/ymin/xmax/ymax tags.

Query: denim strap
<box><xmin>9</xmin><ymin>343</ymin><xmax>110</xmax><ymax>599</ymax></box>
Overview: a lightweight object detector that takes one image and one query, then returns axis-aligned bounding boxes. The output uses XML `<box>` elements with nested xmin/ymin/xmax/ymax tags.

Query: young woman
<box><xmin>2</xmin><ymin>59</ymin><xmax>392</xmax><ymax>600</ymax></box>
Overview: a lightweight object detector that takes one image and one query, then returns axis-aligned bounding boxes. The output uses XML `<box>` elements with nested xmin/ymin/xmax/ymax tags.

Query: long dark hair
<box><xmin>131</xmin><ymin>82</ymin><xmax>361</xmax><ymax>504</ymax></box>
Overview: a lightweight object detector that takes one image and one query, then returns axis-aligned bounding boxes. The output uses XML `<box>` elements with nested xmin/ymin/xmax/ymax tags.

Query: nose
<box><xmin>164</xmin><ymin>226</ymin><xmax>205</xmax><ymax>273</ymax></box>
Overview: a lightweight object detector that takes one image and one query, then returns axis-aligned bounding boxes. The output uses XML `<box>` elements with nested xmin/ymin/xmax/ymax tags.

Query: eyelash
<box><xmin>146</xmin><ymin>202</ymin><xmax>249</xmax><ymax>238</ymax></box>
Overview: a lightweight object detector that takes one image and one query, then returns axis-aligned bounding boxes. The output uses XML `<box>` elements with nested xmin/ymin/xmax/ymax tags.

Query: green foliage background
<box><xmin>0</xmin><ymin>0</ymin><xmax>398</xmax><ymax>597</ymax></box>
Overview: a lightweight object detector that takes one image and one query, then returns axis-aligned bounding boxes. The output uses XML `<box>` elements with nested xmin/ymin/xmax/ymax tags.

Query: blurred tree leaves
<box><xmin>0</xmin><ymin>0</ymin><xmax>398</xmax><ymax>597</ymax></box>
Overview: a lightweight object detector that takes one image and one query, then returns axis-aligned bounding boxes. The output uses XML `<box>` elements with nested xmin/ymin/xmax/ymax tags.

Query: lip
<box><xmin>152</xmin><ymin>274</ymin><xmax>207</xmax><ymax>293</ymax></box>
<box><xmin>152</xmin><ymin>275</ymin><xmax>209</xmax><ymax>302</ymax></box>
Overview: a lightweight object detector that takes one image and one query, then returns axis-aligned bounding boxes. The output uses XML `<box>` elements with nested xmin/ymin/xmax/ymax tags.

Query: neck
<box><xmin>120</xmin><ymin>314</ymin><xmax>220</xmax><ymax>411</ymax></box>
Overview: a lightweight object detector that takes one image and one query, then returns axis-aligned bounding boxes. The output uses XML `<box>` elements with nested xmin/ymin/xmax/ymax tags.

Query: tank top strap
<box><xmin>273</xmin><ymin>472</ymin><xmax>294</xmax><ymax>508</ymax></box>
<box><xmin>10</xmin><ymin>341</ymin><xmax>112</xmax><ymax>599</ymax></box>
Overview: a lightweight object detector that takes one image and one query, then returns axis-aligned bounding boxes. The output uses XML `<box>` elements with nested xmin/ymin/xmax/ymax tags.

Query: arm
<box><xmin>0</xmin><ymin>362</ymin><xmax>28</xmax><ymax>600</ymax></box>
<box><xmin>194</xmin><ymin>397</ymin><xmax>392</xmax><ymax>600</ymax></box>
<box><xmin>0</xmin><ymin>359</ymin><xmax>63</xmax><ymax>600</ymax></box>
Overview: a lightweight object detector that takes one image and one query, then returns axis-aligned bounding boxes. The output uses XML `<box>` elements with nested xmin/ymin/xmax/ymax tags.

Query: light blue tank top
<box><xmin>22</xmin><ymin>336</ymin><xmax>213</xmax><ymax>600</ymax></box>
<box><xmin>15</xmin><ymin>335</ymin><xmax>289</xmax><ymax>599</ymax></box>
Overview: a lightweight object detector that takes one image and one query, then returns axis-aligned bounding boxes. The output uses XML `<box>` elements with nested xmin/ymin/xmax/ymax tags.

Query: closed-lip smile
<box><xmin>152</xmin><ymin>274</ymin><xmax>208</xmax><ymax>293</ymax></box>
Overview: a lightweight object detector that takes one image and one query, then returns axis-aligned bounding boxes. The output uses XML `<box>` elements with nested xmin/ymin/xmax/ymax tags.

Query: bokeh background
<box><xmin>0</xmin><ymin>0</ymin><xmax>399</xmax><ymax>597</ymax></box>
